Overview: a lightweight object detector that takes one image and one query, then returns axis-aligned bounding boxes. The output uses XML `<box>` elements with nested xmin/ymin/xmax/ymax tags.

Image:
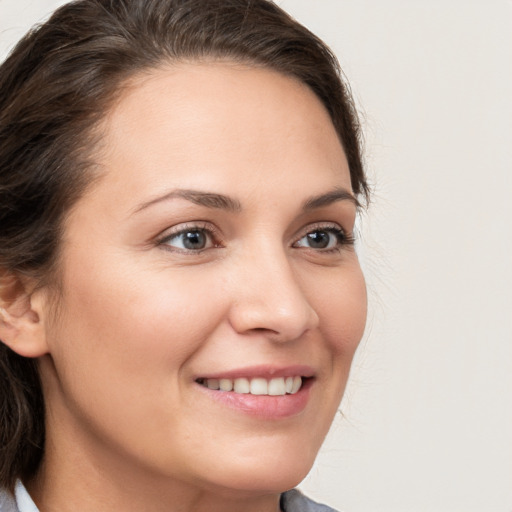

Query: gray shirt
<box><xmin>0</xmin><ymin>483</ymin><xmax>339</xmax><ymax>512</ymax></box>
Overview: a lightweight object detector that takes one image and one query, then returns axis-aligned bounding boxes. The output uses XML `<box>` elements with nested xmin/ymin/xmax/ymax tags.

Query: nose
<box><xmin>227</xmin><ymin>248</ymin><xmax>319</xmax><ymax>342</ymax></box>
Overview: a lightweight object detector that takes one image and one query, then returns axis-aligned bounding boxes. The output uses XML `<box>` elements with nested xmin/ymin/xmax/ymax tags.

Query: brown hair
<box><xmin>0</xmin><ymin>0</ymin><xmax>368</xmax><ymax>490</ymax></box>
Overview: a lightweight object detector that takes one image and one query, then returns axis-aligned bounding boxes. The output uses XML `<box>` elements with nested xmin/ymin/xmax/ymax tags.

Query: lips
<box><xmin>194</xmin><ymin>365</ymin><xmax>314</xmax><ymax>418</ymax></box>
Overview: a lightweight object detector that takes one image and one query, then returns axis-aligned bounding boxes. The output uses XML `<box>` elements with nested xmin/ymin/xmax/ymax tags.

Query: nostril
<box><xmin>252</xmin><ymin>327</ymin><xmax>278</xmax><ymax>334</ymax></box>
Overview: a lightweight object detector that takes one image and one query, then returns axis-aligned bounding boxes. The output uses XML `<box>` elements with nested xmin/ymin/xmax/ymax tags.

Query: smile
<box><xmin>196</xmin><ymin>376</ymin><xmax>303</xmax><ymax>396</ymax></box>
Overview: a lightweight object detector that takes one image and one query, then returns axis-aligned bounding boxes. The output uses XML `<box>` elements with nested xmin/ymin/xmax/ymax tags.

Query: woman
<box><xmin>0</xmin><ymin>1</ymin><xmax>369</xmax><ymax>511</ymax></box>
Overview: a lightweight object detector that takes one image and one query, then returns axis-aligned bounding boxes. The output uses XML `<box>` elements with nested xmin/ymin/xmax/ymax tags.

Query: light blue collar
<box><xmin>14</xmin><ymin>481</ymin><xmax>39</xmax><ymax>512</ymax></box>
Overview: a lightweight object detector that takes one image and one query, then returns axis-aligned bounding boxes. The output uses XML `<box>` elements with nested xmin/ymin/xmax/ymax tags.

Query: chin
<box><xmin>201</xmin><ymin>444</ymin><xmax>319</xmax><ymax>496</ymax></box>
<box><xmin>212</xmin><ymin>467</ymin><xmax>311</xmax><ymax>497</ymax></box>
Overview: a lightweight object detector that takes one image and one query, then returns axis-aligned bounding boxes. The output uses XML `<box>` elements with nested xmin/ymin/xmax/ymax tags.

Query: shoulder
<box><xmin>0</xmin><ymin>488</ymin><xmax>18</xmax><ymax>512</ymax></box>
<box><xmin>281</xmin><ymin>489</ymin><xmax>340</xmax><ymax>512</ymax></box>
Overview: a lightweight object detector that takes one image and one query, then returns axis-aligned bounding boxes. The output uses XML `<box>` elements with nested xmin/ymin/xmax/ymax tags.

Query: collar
<box><xmin>14</xmin><ymin>481</ymin><xmax>39</xmax><ymax>512</ymax></box>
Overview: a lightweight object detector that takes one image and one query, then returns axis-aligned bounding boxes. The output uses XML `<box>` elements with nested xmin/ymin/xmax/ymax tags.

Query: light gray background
<box><xmin>1</xmin><ymin>1</ymin><xmax>511</xmax><ymax>511</ymax></box>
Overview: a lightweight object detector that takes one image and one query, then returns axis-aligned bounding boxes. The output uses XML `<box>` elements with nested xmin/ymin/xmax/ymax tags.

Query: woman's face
<box><xmin>39</xmin><ymin>63</ymin><xmax>367</xmax><ymax>496</ymax></box>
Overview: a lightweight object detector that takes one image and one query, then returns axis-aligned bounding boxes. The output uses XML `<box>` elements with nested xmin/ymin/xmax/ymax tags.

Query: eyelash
<box><xmin>293</xmin><ymin>224</ymin><xmax>355</xmax><ymax>253</ymax></box>
<box><xmin>157</xmin><ymin>222</ymin><xmax>221</xmax><ymax>253</ymax></box>
<box><xmin>157</xmin><ymin>222</ymin><xmax>355</xmax><ymax>254</ymax></box>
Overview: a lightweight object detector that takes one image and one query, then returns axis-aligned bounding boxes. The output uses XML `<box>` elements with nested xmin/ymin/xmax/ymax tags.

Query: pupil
<box><xmin>184</xmin><ymin>230</ymin><xmax>206</xmax><ymax>249</ymax></box>
<box><xmin>307</xmin><ymin>231</ymin><xmax>329</xmax><ymax>249</ymax></box>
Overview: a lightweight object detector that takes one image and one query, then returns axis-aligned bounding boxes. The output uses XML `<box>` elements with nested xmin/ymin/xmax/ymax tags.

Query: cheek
<box><xmin>309</xmin><ymin>264</ymin><xmax>366</xmax><ymax>429</ymax></box>
<box><xmin>47</xmin><ymin>258</ymin><xmax>229</xmax><ymax>394</ymax></box>
<box><xmin>42</xmin><ymin>261</ymin><xmax>231</xmax><ymax>460</ymax></box>
<box><xmin>310</xmin><ymin>263</ymin><xmax>367</xmax><ymax>357</ymax></box>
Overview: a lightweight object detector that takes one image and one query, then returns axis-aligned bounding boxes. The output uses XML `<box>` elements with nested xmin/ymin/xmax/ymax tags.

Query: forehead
<box><xmin>88</xmin><ymin>62</ymin><xmax>350</xmax><ymax>211</ymax></box>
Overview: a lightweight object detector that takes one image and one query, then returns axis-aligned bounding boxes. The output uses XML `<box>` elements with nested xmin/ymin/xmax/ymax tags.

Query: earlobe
<box><xmin>0</xmin><ymin>271</ymin><xmax>49</xmax><ymax>358</ymax></box>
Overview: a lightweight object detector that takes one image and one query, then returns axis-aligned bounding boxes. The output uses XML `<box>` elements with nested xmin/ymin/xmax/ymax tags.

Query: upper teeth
<box><xmin>199</xmin><ymin>376</ymin><xmax>303</xmax><ymax>396</ymax></box>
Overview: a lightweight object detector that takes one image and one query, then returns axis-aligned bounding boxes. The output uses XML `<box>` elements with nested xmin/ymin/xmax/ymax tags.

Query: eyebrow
<box><xmin>133</xmin><ymin>186</ymin><xmax>358</xmax><ymax>215</ymax></box>
<box><xmin>302</xmin><ymin>187</ymin><xmax>360</xmax><ymax>210</ymax></box>
<box><xmin>134</xmin><ymin>189</ymin><xmax>242</xmax><ymax>214</ymax></box>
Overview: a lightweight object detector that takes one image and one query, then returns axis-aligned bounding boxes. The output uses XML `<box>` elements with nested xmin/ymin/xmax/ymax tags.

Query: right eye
<box><xmin>159</xmin><ymin>225</ymin><xmax>216</xmax><ymax>252</ymax></box>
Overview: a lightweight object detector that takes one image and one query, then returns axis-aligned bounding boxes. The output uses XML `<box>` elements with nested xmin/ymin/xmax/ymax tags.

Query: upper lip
<box><xmin>194</xmin><ymin>364</ymin><xmax>315</xmax><ymax>381</ymax></box>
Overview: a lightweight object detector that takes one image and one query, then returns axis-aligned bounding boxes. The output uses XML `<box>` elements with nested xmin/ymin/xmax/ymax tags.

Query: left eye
<box><xmin>162</xmin><ymin>228</ymin><xmax>213</xmax><ymax>251</ymax></box>
<box><xmin>294</xmin><ymin>228</ymin><xmax>344</xmax><ymax>250</ymax></box>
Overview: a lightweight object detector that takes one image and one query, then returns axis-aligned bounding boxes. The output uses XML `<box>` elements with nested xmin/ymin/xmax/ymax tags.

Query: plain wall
<box><xmin>1</xmin><ymin>1</ymin><xmax>511</xmax><ymax>511</ymax></box>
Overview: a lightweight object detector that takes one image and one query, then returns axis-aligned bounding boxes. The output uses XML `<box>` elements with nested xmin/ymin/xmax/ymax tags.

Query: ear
<box><xmin>0</xmin><ymin>269</ymin><xmax>49</xmax><ymax>358</ymax></box>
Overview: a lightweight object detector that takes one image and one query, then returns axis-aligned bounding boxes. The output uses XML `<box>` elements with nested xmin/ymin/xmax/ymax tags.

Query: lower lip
<box><xmin>196</xmin><ymin>379</ymin><xmax>313</xmax><ymax>419</ymax></box>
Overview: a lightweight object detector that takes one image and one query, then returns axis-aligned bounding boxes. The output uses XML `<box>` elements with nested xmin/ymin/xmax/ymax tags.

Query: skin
<box><xmin>20</xmin><ymin>63</ymin><xmax>367</xmax><ymax>512</ymax></box>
